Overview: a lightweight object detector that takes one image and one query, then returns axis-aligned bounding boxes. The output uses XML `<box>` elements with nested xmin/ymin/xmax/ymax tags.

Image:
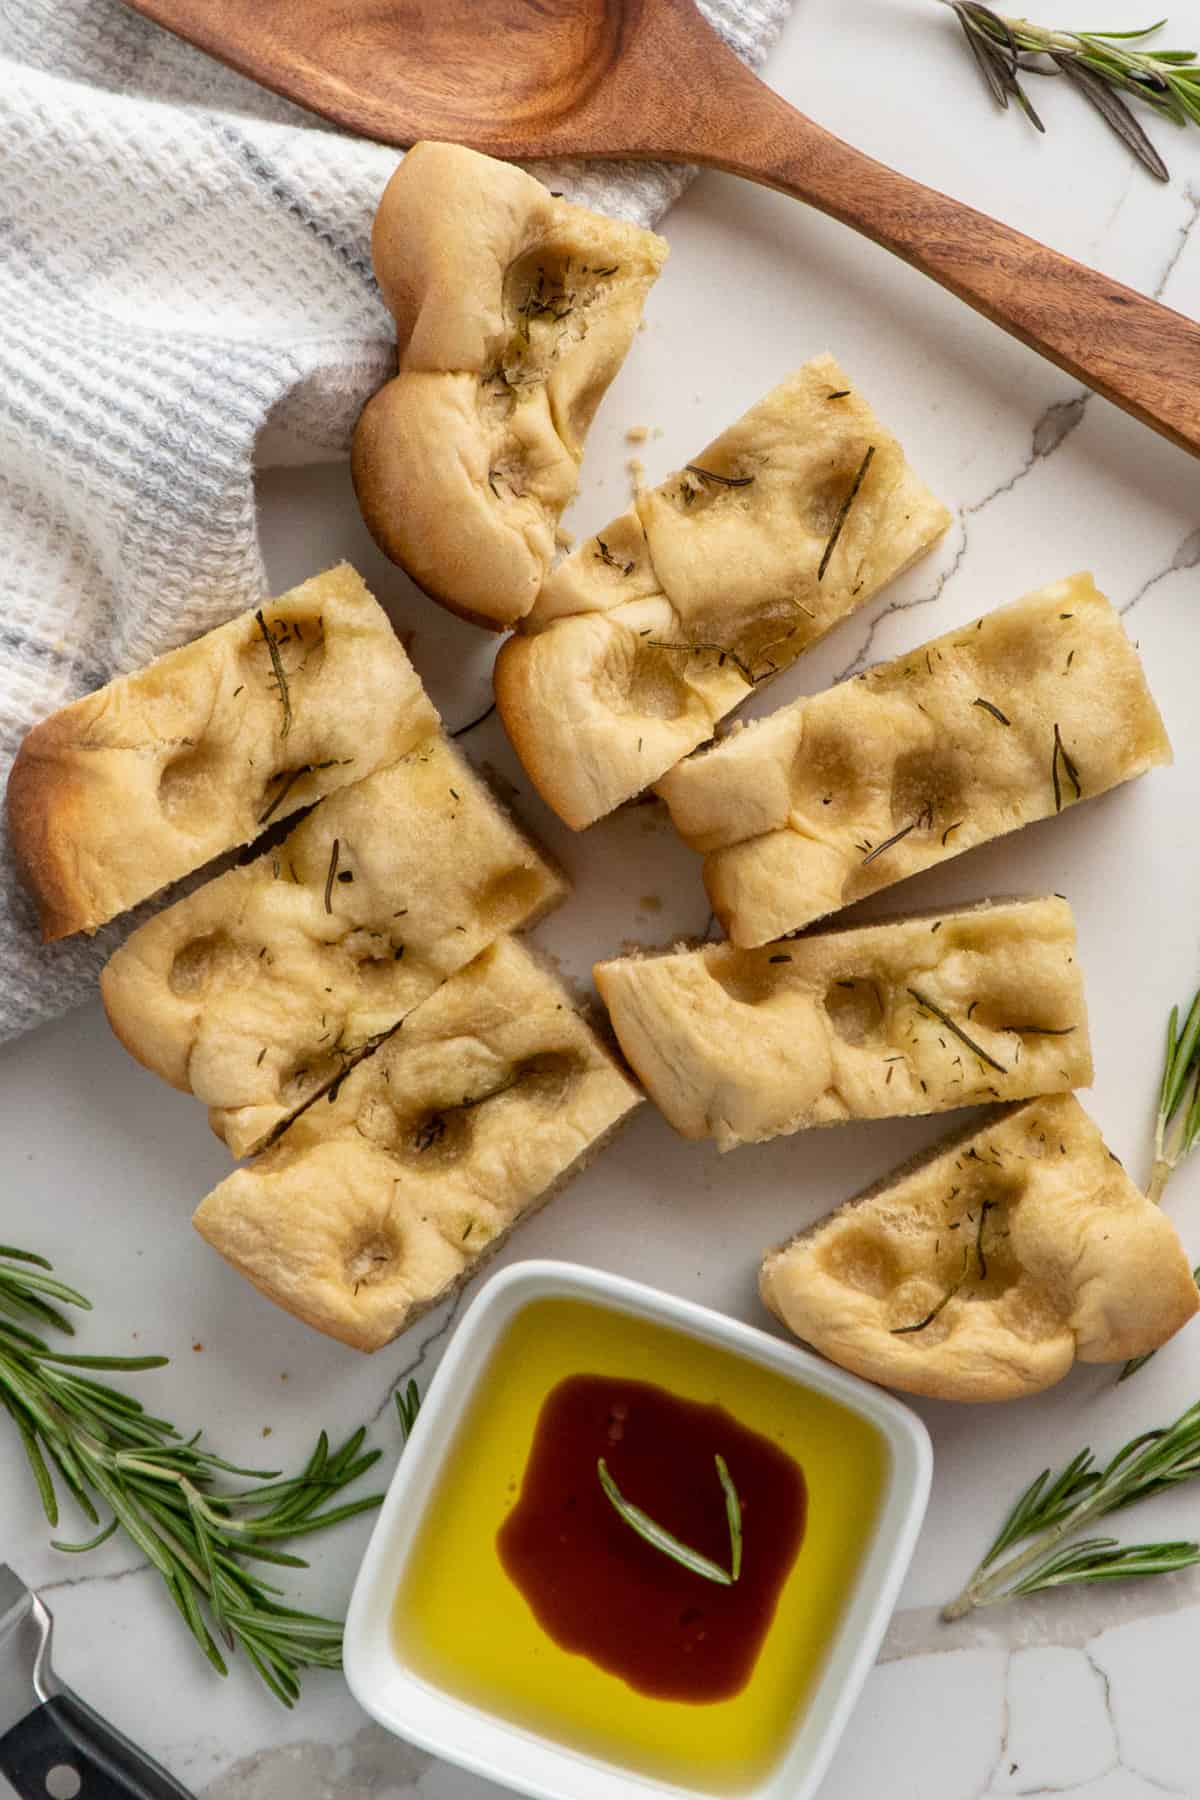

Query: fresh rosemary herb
<box><xmin>0</xmin><ymin>1245</ymin><xmax>386</xmax><ymax>1705</ymax></box>
<box><xmin>684</xmin><ymin>464</ymin><xmax>755</xmax><ymax>489</ymax></box>
<box><xmin>597</xmin><ymin>1453</ymin><xmax>742</xmax><ymax>1586</ymax></box>
<box><xmin>891</xmin><ymin>1248</ymin><xmax>969</xmax><ymax>1335</ymax></box>
<box><xmin>973</xmin><ymin>697</ymin><xmax>1011</xmax><ymax>726</ymax></box>
<box><xmin>908</xmin><ymin>987</ymin><xmax>1008</xmax><ymax>1075</ymax></box>
<box><xmin>1051</xmin><ymin>721</ymin><xmax>1082</xmax><ymax>812</ymax></box>
<box><xmin>939</xmin><ymin>6</ymin><xmax>1198</xmax><ymax>181</ymax></box>
<box><xmin>255</xmin><ymin>610</ymin><xmax>293</xmax><ymax>740</ymax></box>
<box><xmin>942</xmin><ymin>1396</ymin><xmax>1200</xmax><ymax>1621</ymax></box>
<box><xmin>817</xmin><ymin>446</ymin><xmax>875</xmax><ymax>582</ymax></box>
<box><xmin>324</xmin><ymin>838</ymin><xmax>340</xmax><ymax>914</ymax></box>
<box><xmin>395</xmin><ymin>1378</ymin><xmax>422</xmax><ymax>1445</ymax></box>
<box><xmin>1147</xmin><ymin>983</ymin><xmax>1200</xmax><ymax>1202</ymax></box>
<box><xmin>999</xmin><ymin>1023</ymin><xmax>1076</xmax><ymax>1035</ymax></box>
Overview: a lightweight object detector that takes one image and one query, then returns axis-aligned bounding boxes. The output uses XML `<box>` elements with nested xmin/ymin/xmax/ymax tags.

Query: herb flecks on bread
<box><xmin>352</xmin><ymin>142</ymin><xmax>667</xmax><ymax>631</ymax></box>
<box><xmin>100</xmin><ymin>740</ymin><xmax>566</xmax><ymax>1157</ymax></box>
<box><xmin>193</xmin><ymin>939</ymin><xmax>641</xmax><ymax>1351</ymax></box>
<box><xmin>595</xmin><ymin>898</ymin><xmax>1091</xmax><ymax>1151</ymax></box>
<box><xmin>7</xmin><ymin>565</ymin><xmax>430</xmax><ymax>942</ymax></box>
<box><xmin>493</xmin><ymin>355</ymin><xmax>950</xmax><ymax>828</ymax></box>
<box><xmin>658</xmin><ymin>574</ymin><xmax>1171</xmax><ymax>946</ymax></box>
<box><xmin>760</xmin><ymin>1095</ymin><xmax>1198</xmax><ymax>1404</ymax></box>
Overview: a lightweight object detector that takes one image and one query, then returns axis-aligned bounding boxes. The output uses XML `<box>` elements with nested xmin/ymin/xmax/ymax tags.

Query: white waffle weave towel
<box><xmin>0</xmin><ymin>0</ymin><xmax>789</xmax><ymax>1042</ymax></box>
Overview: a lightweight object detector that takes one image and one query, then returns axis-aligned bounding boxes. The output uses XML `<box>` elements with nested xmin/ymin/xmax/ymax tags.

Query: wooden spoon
<box><xmin>121</xmin><ymin>0</ymin><xmax>1200</xmax><ymax>456</ymax></box>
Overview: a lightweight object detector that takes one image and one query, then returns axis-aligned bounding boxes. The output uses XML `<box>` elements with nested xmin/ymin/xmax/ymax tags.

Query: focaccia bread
<box><xmin>658</xmin><ymin>575</ymin><xmax>1171</xmax><ymax>946</ymax></box>
<box><xmin>352</xmin><ymin>142</ymin><xmax>667</xmax><ymax>630</ymax></box>
<box><xmin>595</xmin><ymin>897</ymin><xmax>1091</xmax><ymax>1151</ymax></box>
<box><xmin>760</xmin><ymin>1095</ymin><xmax>1199</xmax><ymax>1403</ymax></box>
<box><xmin>100</xmin><ymin>739</ymin><xmax>566</xmax><ymax>1156</ymax></box>
<box><xmin>193</xmin><ymin>938</ymin><xmax>642</xmax><ymax>1350</ymax></box>
<box><xmin>7</xmin><ymin>565</ymin><xmax>432</xmax><ymax>942</ymax></box>
<box><xmin>494</xmin><ymin>355</ymin><xmax>950</xmax><ymax>828</ymax></box>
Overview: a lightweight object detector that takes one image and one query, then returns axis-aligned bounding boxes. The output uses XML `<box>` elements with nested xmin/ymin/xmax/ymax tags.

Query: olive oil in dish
<box><xmin>393</xmin><ymin>1296</ymin><xmax>887</xmax><ymax>1792</ymax></box>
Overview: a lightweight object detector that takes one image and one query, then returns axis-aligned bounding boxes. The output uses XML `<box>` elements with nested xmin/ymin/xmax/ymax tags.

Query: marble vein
<box><xmin>365</xmin><ymin>1288</ymin><xmax>467</xmax><ymax>1428</ymax></box>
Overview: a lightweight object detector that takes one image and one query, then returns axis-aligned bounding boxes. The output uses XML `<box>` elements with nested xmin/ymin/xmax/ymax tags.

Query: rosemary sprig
<box><xmin>597</xmin><ymin>1454</ymin><xmax>742</xmax><ymax>1586</ymax></box>
<box><xmin>940</xmin><ymin>6</ymin><xmax>1198</xmax><ymax>180</ymax></box>
<box><xmin>1148</xmin><ymin>984</ymin><xmax>1200</xmax><ymax>1201</ymax></box>
<box><xmin>817</xmin><ymin>446</ymin><xmax>875</xmax><ymax>582</ymax></box>
<box><xmin>943</xmin><ymin>1396</ymin><xmax>1200</xmax><ymax>1620</ymax></box>
<box><xmin>0</xmin><ymin>1246</ymin><xmax>384</xmax><ymax>1706</ymax></box>
<box><xmin>395</xmin><ymin>1378</ymin><xmax>422</xmax><ymax>1444</ymax></box>
<box><xmin>255</xmin><ymin>610</ymin><xmax>293</xmax><ymax>740</ymax></box>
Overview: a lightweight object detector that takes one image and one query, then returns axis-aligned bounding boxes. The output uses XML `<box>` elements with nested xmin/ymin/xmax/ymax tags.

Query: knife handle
<box><xmin>0</xmin><ymin>1693</ymin><xmax>194</xmax><ymax>1800</ymax></box>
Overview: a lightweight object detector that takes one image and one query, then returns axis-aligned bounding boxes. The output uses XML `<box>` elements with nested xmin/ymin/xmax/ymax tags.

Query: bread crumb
<box><xmin>626</xmin><ymin>456</ymin><xmax>645</xmax><ymax>493</ymax></box>
<box><xmin>625</xmin><ymin>426</ymin><xmax>649</xmax><ymax>444</ymax></box>
<box><xmin>262</xmin><ymin>1426</ymin><xmax>273</xmax><ymax>1438</ymax></box>
<box><xmin>192</xmin><ymin>1342</ymin><xmax>203</xmax><ymax>1352</ymax></box>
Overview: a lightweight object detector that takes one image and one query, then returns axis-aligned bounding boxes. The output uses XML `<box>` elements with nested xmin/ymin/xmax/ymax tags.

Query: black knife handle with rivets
<box><xmin>0</xmin><ymin>1692</ymin><xmax>194</xmax><ymax>1800</ymax></box>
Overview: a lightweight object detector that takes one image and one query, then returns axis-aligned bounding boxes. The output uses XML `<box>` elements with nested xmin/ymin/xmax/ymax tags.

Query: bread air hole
<box><xmin>592</xmin><ymin>636</ymin><xmax>690</xmax><ymax>721</ymax></box>
<box><xmin>888</xmin><ymin>749</ymin><xmax>965</xmax><ymax>839</ymax></box>
<box><xmin>804</xmin><ymin>453</ymin><xmax>878</xmax><ymax>537</ymax></box>
<box><xmin>345</xmin><ymin>1230</ymin><xmax>399</xmax><ymax>1293</ymax></box>
<box><xmin>342</xmin><ymin>930</ymin><xmax>400</xmax><ymax>984</ymax></box>
<box><xmin>790</xmin><ymin>724</ymin><xmax>873</xmax><ymax>817</ymax></box>
<box><xmin>475</xmin><ymin>865</ymin><xmax>548</xmax><ymax>932</ymax></box>
<box><xmin>823</xmin><ymin>976</ymin><xmax>886</xmax><ymax>1047</ymax></box>
<box><xmin>817</xmin><ymin>1224</ymin><xmax>900</xmax><ymax>1298</ymax></box>
<box><xmin>710</xmin><ymin>954</ymin><xmax>781</xmax><ymax>1008</ymax></box>
<box><xmin>393</xmin><ymin>1050</ymin><xmax>583</xmax><ymax>1170</ymax></box>
<box><xmin>158</xmin><ymin>743</ymin><xmax>225</xmax><ymax>826</ymax></box>
<box><xmin>168</xmin><ymin>930</ymin><xmax>239</xmax><ymax>996</ymax></box>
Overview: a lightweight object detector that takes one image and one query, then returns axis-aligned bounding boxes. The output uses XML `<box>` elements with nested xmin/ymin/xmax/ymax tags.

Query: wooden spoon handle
<box><xmin>674</xmin><ymin>74</ymin><xmax>1200</xmax><ymax>456</ymax></box>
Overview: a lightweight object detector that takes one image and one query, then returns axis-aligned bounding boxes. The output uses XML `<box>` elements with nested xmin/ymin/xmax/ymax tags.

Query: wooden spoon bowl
<box><xmin>121</xmin><ymin>0</ymin><xmax>1200</xmax><ymax>457</ymax></box>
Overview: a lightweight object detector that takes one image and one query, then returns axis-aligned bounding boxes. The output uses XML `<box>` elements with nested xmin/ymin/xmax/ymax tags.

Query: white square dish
<box><xmin>344</xmin><ymin>1259</ymin><xmax>932</xmax><ymax>1800</ymax></box>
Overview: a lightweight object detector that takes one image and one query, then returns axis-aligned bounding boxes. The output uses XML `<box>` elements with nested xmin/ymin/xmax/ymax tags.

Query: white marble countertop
<box><xmin>5</xmin><ymin>3</ymin><xmax>1200</xmax><ymax>1797</ymax></box>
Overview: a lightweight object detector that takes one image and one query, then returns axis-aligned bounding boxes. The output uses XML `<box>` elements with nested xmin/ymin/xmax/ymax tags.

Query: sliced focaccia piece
<box><xmin>352</xmin><ymin>142</ymin><xmax>667</xmax><ymax>630</ymax></box>
<box><xmin>494</xmin><ymin>355</ymin><xmax>950</xmax><ymax>828</ymax></box>
<box><xmin>7</xmin><ymin>565</ymin><xmax>432</xmax><ymax>942</ymax></box>
<box><xmin>193</xmin><ymin>939</ymin><xmax>642</xmax><ymax>1351</ymax></box>
<box><xmin>760</xmin><ymin>1094</ymin><xmax>1198</xmax><ymax>1403</ymax></box>
<box><xmin>595</xmin><ymin>897</ymin><xmax>1091</xmax><ymax>1152</ymax></box>
<box><xmin>658</xmin><ymin>575</ymin><xmax>1171</xmax><ymax>947</ymax></box>
<box><xmin>100</xmin><ymin>740</ymin><xmax>566</xmax><ymax>1156</ymax></box>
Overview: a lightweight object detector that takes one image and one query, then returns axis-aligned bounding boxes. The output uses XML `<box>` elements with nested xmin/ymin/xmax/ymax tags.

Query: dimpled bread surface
<box><xmin>352</xmin><ymin>142</ymin><xmax>668</xmax><ymax>630</ymax></box>
<box><xmin>657</xmin><ymin>574</ymin><xmax>1171</xmax><ymax>946</ymax></box>
<box><xmin>7</xmin><ymin>565</ymin><xmax>431</xmax><ymax>941</ymax></box>
<box><xmin>595</xmin><ymin>897</ymin><xmax>1091</xmax><ymax>1150</ymax></box>
<box><xmin>760</xmin><ymin>1095</ymin><xmax>1199</xmax><ymax>1403</ymax></box>
<box><xmin>100</xmin><ymin>739</ymin><xmax>567</xmax><ymax>1157</ymax></box>
<box><xmin>493</xmin><ymin>354</ymin><xmax>950</xmax><ymax>828</ymax></box>
<box><xmin>193</xmin><ymin>938</ymin><xmax>642</xmax><ymax>1351</ymax></box>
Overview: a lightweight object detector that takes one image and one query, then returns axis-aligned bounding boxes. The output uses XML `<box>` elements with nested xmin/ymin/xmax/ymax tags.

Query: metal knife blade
<box><xmin>0</xmin><ymin>1566</ymin><xmax>195</xmax><ymax>1799</ymax></box>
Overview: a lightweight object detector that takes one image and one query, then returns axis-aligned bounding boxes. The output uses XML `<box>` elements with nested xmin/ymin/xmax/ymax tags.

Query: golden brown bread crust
<box><xmin>192</xmin><ymin>938</ymin><xmax>642</xmax><ymax>1350</ymax></box>
<box><xmin>492</xmin><ymin>354</ymin><xmax>950</xmax><ymax>829</ymax></box>
<box><xmin>7</xmin><ymin>565</ymin><xmax>434</xmax><ymax>941</ymax></box>
<box><xmin>658</xmin><ymin>574</ymin><xmax>1173</xmax><ymax>945</ymax></box>
<box><xmin>759</xmin><ymin>1095</ymin><xmax>1198</xmax><ymax>1402</ymax></box>
<box><xmin>99</xmin><ymin>737</ymin><xmax>568</xmax><ymax>1157</ymax></box>
<box><xmin>595</xmin><ymin>897</ymin><xmax>1092</xmax><ymax>1149</ymax></box>
<box><xmin>352</xmin><ymin>142</ymin><xmax>667</xmax><ymax>630</ymax></box>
